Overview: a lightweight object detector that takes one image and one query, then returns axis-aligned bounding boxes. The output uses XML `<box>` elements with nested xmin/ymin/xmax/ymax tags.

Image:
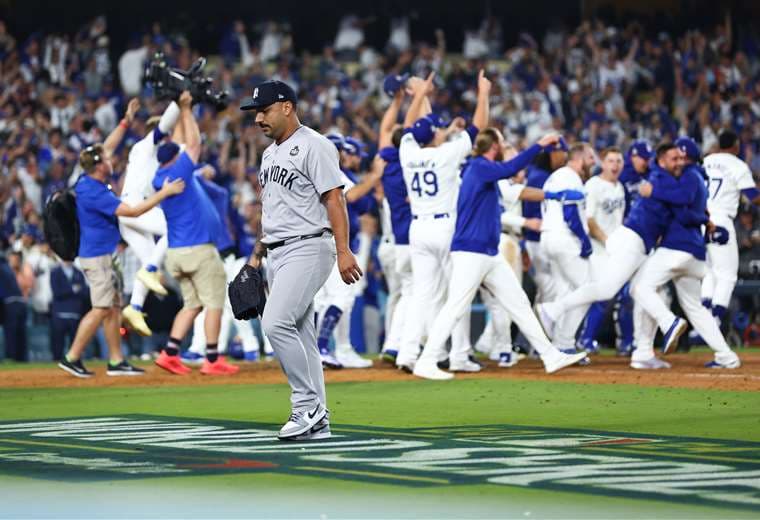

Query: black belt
<box><xmin>412</xmin><ymin>212</ymin><xmax>450</xmax><ymax>220</ymax></box>
<box><xmin>264</xmin><ymin>229</ymin><xmax>331</xmax><ymax>250</ymax></box>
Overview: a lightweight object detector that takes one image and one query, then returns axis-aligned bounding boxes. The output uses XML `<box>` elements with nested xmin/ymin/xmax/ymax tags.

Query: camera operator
<box><xmin>57</xmin><ymin>144</ymin><xmax>185</xmax><ymax>378</ymax></box>
<box><xmin>151</xmin><ymin>91</ymin><xmax>238</xmax><ymax>376</ymax></box>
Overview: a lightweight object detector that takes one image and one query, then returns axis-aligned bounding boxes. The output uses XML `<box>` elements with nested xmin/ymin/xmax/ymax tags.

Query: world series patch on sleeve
<box><xmin>229</xmin><ymin>264</ymin><xmax>267</xmax><ymax>320</ymax></box>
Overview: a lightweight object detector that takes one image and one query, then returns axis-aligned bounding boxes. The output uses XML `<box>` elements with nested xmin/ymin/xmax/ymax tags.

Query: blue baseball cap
<box><xmin>157</xmin><ymin>141</ymin><xmax>180</xmax><ymax>165</ymax></box>
<box><xmin>342</xmin><ymin>137</ymin><xmax>367</xmax><ymax>158</ymax></box>
<box><xmin>410</xmin><ymin>115</ymin><xmax>448</xmax><ymax>146</ymax></box>
<box><xmin>629</xmin><ymin>140</ymin><xmax>654</xmax><ymax>161</ymax></box>
<box><xmin>326</xmin><ymin>133</ymin><xmax>345</xmax><ymax>151</ymax></box>
<box><xmin>383</xmin><ymin>73</ymin><xmax>409</xmax><ymax>97</ymax></box>
<box><xmin>675</xmin><ymin>136</ymin><xmax>701</xmax><ymax>161</ymax></box>
<box><xmin>240</xmin><ymin>80</ymin><xmax>298</xmax><ymax>111</ymax></box>
<box><xmin>549</xmin><ymin>136</ymin><xmax>569</xmax><ymax>152</ymax></box>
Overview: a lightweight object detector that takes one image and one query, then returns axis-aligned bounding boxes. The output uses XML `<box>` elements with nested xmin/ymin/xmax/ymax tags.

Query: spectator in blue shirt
<box><xmin>58</xmin><ymin>142</ymin><xmax>185</xmax><ymax>378</ymax></box>
<box><xmin>151</xmin><ymin>91</ymin><xmax>237</xmax><ymax>376</ymax></box>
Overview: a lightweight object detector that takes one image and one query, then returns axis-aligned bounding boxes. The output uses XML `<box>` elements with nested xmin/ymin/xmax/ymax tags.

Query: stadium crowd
<box><xmin>0</xmin><ymin>12</ymin><xmax>759</xmax><ymax>362</ymax></box>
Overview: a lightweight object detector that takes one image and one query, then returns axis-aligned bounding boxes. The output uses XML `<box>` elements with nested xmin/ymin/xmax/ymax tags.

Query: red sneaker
<box><xmin>155</xmin><ymin>351</ymin><xmax>191</xmax><ymax>375</ymax></box>
<box><xmin>200</xmin><ymin>356</ymin><xmax>240</xmax><ymax>375</ymax></box>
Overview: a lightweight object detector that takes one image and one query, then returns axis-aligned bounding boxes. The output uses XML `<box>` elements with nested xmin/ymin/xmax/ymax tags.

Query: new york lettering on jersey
<box><xmin>258</xmin><ymin>126</ymin><xmax>344</xmax><ymax>243</ymax></box>
<box><xmin>258</xmin><ymin>162</ymin><xmax>299</xmax><ymax>191</ymax></box>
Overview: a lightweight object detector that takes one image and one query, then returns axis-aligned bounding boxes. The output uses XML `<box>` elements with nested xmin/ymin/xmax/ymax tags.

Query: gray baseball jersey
<box><xmin>258</xmin><ymin>126</ymin><xmax>344</xmax><ymax>244</ymax></box>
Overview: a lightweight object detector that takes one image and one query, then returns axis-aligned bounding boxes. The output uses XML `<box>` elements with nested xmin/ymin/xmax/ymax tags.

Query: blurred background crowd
<box><xmin>1</xmin><ymin>2</ymin><xmax>760</xmax><ymax>361</ymax></box>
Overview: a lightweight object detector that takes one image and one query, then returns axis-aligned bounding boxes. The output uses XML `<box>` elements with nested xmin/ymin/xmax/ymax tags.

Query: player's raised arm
<box><xmin>472</xmin><ymin>69</ymin><xmax>491</xmax><ymax>130</ymax></box>
<box><xmin>103</xmin><ymin>98</ymin><xmax>139</xmax><ymax>155</ymax></box>
<box><xmin>379</xmin><ymin>86</ymin><xmax>405</xmax><ymax>149</ymax></box>
<box><xmin>403</xmin><ymin>72</ymin><xmax>435</xmax><ymax>129</ymax></box>
<box><xmin>178</xmin><ymin>91</ymin><xmax>201</xmax><ymax>163</ymax></box>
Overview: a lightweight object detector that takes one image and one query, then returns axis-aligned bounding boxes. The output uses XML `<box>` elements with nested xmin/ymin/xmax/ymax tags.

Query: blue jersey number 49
<box><xmin>410</xmin><ymin>171</ymin><xmax>439</xmax><ymax>197</ymax></box>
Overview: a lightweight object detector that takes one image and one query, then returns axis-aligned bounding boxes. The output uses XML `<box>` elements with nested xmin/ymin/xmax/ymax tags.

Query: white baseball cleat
<box><xmin>497</xmin><ymin>352</ymin><xmax>519</xmax><ymax>368</ymax></box>
<box><xmin>320</xmin><ymin>352</ymin><xmax>343</xmax><ymax>369</ymax></box>
<box><xmin>542</xmin><ymin>350</ymin><xmax>588</xmax><ymax>374</ymax></box>
<box><xmin>335</xmin><ymin>348</ymin><xmax>373</xmax><ymax>368</ymax></box>
<box><xmin>449</xmin><ymin>359</ymin><xmax>482</xmax><ymax>373</ymax></box>
<box><xmin>630</xmin><ymin>357</ymin><xmax>672</xmax><ymax>370</ymax></box>
<box><xmin>413</xmin><ymin>360</ymin><xmax>455</xmax><ymax>380</ymax></box>
<box><xmin>278</xmin><ymin>403</ymin><xmax>328</xmax><ymax>440</ymax></box>
<box><xmin>706</xmin><ymin>353</ymin><xmax>741</xmax><ymax>369</ymax></box>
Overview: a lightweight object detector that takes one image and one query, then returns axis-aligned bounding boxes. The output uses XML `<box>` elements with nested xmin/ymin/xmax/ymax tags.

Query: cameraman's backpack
<box><xmin>43</xmin><ymin>189</ymin><xmax>80</xmax><ymax>261</ymax></box>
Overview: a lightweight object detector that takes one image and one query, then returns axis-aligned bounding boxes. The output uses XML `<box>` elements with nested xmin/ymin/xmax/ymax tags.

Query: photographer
<box><xmin>58</xmin><ymin>144</ymin><xmax>185</xmax><ymax>378</ymax></box>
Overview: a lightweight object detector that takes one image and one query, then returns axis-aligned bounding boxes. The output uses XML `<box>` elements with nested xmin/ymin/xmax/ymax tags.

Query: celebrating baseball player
<box><xmin>414</xmin><ymin>129</ymin><xmax>588</xmax><ymax>380</ymax></box>
<box><xmin>537</xmin><ymin>143</ymin><xmax>702</xmax><ymax>354</ymax></box>
<box><xmin>630</xmin><ymin>136</ymin><xmax>742</xmax><ymax>369</ymax></box>
<box><xmin>395</xmin><ymin>71</ymin><xmax>488</xmax><ymax>375</ymax></box>
<box><xmin>576</xmin><ymin>146</ymin><xmax>634</xmax><ymax>356</ymax></box>
<box><xmin>701</xmin><ymin>130</ymin><xmax>760</xmax><ymax>327</ymax></box>
<box><xmin>241</xmin><ymin>80</ymin><xmax>361</xmax><ymax>441</ymax></box>
<box><xmin>118</xmin><ymin>100</ymin><xmax>181</xmax><ymax>337</ymax></box>
<box><xmin>540</xmin><ymin>142</ymin><xmax>597</xmax><ymax>357</ymax></box>
<box><xmin>315</xmin><ymin>133</ymin><xmax>380</xmax><ymax>369</ymax></box>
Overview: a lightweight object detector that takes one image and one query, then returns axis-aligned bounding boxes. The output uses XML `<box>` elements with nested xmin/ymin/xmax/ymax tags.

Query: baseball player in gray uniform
<box><xmin>241</xmin><ymin>80</ymin><xmax>361</xmax><ymax>441</ymax></box>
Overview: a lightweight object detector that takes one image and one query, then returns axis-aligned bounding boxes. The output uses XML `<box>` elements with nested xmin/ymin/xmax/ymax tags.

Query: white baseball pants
<box><xmin>631</xmin><ymin>248</ymin><xmax>735</xmax><ymax>361</ymax></box>
<box><xmin>525</xmin><ymin>239</ymin><xmax>558</xmax><ymax>304</ymax></box>
<box><xmin>420</xmin><ymin>251</ymin><xmax>559</xmax><ymax>363</ymax></box>
<box><xmin>119</xmin><ymin>207</ymin><xmax>168</xmax><ymax>308</ymax></box>
<box><xmin>701</xmin><ymin>219</ymin><xmax>739</xmax><ymax>309</ymax></box>
<box><xmin>541</xmin><ymin>232</ymin><xmax>592</xmax><ymax>348</ymax></box>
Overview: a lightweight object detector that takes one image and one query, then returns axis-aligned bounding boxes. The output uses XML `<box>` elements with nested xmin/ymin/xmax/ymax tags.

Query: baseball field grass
<box><xmin>1</xmin><ymin>351</ymin><xmax>759</xmax><ymax>519</ymax></box>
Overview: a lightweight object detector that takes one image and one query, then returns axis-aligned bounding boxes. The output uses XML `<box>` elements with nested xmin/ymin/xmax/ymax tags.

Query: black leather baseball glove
<box><xmin>229</xmin><ymin>264</ymin><xmax>266</xmax><ymax>320</ymax></box>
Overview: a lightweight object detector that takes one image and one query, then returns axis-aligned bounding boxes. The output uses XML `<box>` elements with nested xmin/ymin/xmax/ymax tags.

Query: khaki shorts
<box><xmin>166</xmin><ymin>244</ymin><xmax>226</xmax><ymax>310</ymax></box>
<box><xmin>80</xmin><ymin>255</ymin><xmax>122</xmax><ymax>308</ymax></box>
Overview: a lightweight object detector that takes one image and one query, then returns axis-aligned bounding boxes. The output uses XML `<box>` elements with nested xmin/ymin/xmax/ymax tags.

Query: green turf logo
<box><xmin>0</xmin><ymin>416</ymin><xmax>758</xmax><ymax>510</ymax></box>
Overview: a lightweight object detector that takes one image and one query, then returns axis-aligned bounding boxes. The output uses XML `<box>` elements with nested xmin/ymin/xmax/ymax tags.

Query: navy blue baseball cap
<box><xmin>240</xmin><ymin>80</ymin><xmax>298</xmax><ymax>111</ymax></box>
<box><xmin>629</xmin><ymin>140</ymin><xmax>654</xmax><ymax>161</ymax></box>
<box><xmin>675</xmin><ymin>136</ymin><xmax>701</xmax><ymax>161</ymax></box>
<box><xmin>383</xmin><ymin>73</ymin><xmax>409</xmax><ymax>97</ymax></box>
<box><xmin>410</xmin><ymin>115</ymin><xmax>448</xmax><ymax>145</ymax></box>
<box><xmin>157</xmin><ymin>141</ymin><xmax>180</xmax><ymax>165</ymax></box>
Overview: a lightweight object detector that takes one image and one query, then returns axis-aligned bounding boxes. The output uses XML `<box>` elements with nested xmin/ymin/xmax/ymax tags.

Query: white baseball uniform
<box><xmin>396</xmin><ymin>129</ymin><xmax>473</xmax><ymax>366</ymax></box>
<box><xmin>631</xmin><ymin>248</ymin><xmax>738</xmax><ymax>365</ymax></box>
<box><xmin>376</xmin><ymin>198</ymin><xmax>406</xmax><ymax>354</ymax></box>
<box><xmin>701</xmin><ymin>152</ymin><xmax>756</xmax><ymax>308</ymax></box>
<box><xmin>540</xmin><ymin>166</ymin><xmax>591</xmax><ymax>348</ymax></box>
<box><xmin>118</xmin><ymin>102</ymin><xmax>180</xmax><ymax>308</ymax></box>
<box><xmin>315</xmin><ymin>170</ymin><xmax>363</xmax><ymax>359</ymax></box>
<box><xmin>584</xmin><ymin>174</ymin><xmax>625</xmax><ymax>255</ymax></box>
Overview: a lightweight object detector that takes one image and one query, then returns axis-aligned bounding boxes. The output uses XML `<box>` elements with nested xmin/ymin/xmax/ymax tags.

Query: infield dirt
<box><xmin>1</xmin><ymin>350</ymin><xmax>759</xmax><ymax>391</ymax></box>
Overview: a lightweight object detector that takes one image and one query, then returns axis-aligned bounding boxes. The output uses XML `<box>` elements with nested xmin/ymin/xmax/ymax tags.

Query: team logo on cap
<box><xmin>290</xmin><ymin>146</ymin><xmax>299</xmax><ymax>156</ymax></box>
<box><xmin>253</xmin><ymin>88</ymin><xmax>259</xmax><ymax>99</ymax></box>
<box><xmin>278</xmin><ymin>94</ymin><xmax>284</xmax><ymax>99</ymax></box>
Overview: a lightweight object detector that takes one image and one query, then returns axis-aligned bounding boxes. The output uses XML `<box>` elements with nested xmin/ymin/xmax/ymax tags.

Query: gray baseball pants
<box><xmin>262</xmin><ymin>234</ymin><xmax>336</xmax><ymax>413</ymax></box>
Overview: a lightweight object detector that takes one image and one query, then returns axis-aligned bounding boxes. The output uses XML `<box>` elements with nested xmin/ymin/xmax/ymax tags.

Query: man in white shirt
<box><xmin>540</xmin><ymin>142</ymin><xmax>597</xmax><ymax>354</ymax></box>
<box><xmin>397</xmin><ymin>71</ymin><xmax>489</xmax><ymax>379</ymax></box>
<box><xmin>701</xmin><ymin>130</ymin><xmax>760</xmax><ymax>326</ymax></box>
<box><xmin>577</xmin><ymin>147</ymin><xmax>633</xmax><ymax>355</ymax></box>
